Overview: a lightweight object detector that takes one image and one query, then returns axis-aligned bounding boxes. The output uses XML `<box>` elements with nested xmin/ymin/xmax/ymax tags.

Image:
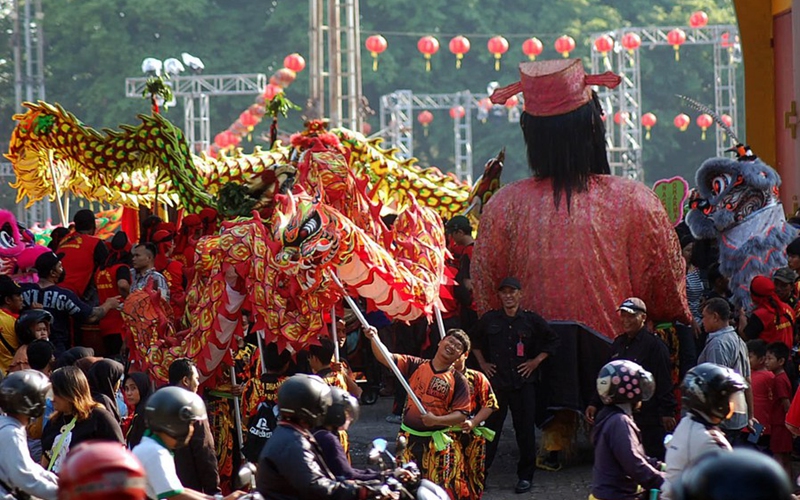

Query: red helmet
<box><xmin>58</xmin><ymin>441</ymin><xmax>147</xmax><ymax>500</ymax></box>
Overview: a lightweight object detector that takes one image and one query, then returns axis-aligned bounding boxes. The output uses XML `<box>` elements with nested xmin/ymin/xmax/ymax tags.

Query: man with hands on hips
<box><xmin>471</xmin><ymin>277</ymin><xmax>560</xmax><ymax>494</ymax></box>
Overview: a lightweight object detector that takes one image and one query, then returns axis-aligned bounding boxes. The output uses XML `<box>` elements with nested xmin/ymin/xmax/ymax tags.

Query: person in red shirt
<box><xmin>151</xmin><ymin>228</ymin><xmax>186</xmax><ymax>324</ymax></box>
<box><xmin>745</xmin><ymin>339</ymin><xmax>774</xmax><ymax>450</ymax></box>
<box><xmin>765</xmin><ymin>342</ymin><xmax>793</xmax><ymax>478</ymax></box>
<box><xmin>56</xmin><ymin>209</ymin><xmax>108</xmax><ymax>303</ymax></box>
<box><xmin>365</xmin><ymin>326</ymin><xmax>471</xmax><ymax>499</ymax></box>
<box><xmin>740</xmin><ymin>276</ymin><xmax>795</xmax><ymax>349</ymax></box>
<box><xmin>95</xmin><ymin>232</ymin><xmax>132</xmax><ymax>358</ymax></box>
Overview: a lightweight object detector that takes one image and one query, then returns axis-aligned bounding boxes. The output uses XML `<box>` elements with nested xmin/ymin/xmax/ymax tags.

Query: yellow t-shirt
<box><xmin>0</xmin><ymin>309</ymin><xmax>19</xmax><ymax>373</ymax></box>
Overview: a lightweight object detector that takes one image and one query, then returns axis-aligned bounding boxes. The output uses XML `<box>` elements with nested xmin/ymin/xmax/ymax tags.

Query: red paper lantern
<box><xmin>720</xmin><ymin>32</ymin><xmax>733</xmax><ymax>49</ymax></box>
<box><xmin>721</xmin><ymin>114</ymin><xmax>733</xmax><ymax>127</ymax></box>
<box><xmin>594</xmin><ymin>35</ymin><xmax>614</xmax><ymax>55</ymax></box>
<box><xmin>621</xmin><ymin>32</ymin><xmax>642</xmax><ymax>54</ymax></box>
<box><xmin>554</xmin><ymin>35</ymin><xmax>576</xmax><ymax>58</ymax></box>
<box><xmin>696</xmin><ymin>113</ymin><xmax>713</xmax><ymax>140</ymax></box>
<box><xmin>214</xmin><ymin>131</ymin><xmax>232</xmax><ymax>149</ymax></box>
<box><xmin>449</xmin><ymin>36</ymin><xmax>471</xmax><ymax>69</ymax></box>
<box><xmin>418</xmin><ymin>110</ymin><xmax>433</xmax><ymax>136</ymax></box>
<box><xmin>362</xmin><ymin>122</ymin><xmax>372</xmax><ymax>135</ymax></box>
<box><xmin>674</xmin><ymin>113</ymin><xmax>691</xmax><ymax>132</ymax></box>
<box><xmin>417</xmin><ymin>36</ymin><xmax>440</xmax><ymax>72</ymax></box>
<box><xmin>504</xmin><ymin>95</ymin><xmax>519</xmax><ymax>109</ymax></box>
<box><xmin>522</xmin><ymin>37</ymin><xmax>543</xmax><ymax>61</ymax></box>
<box><xmin>614</xmin><ymin>111</ymin><xmax>629</xmax><ymax>125</ymax></box>
<box><xmin>229</xmin><ymin>132</ymin><xmax>241</xmax><ymax>146</ymax></box>
<box><xmin>365</xmin><ymin>35</ymin><xmax>388</xmax><ymax>71</ymax></box>
<box><xmin>487</xmin><ymin>36</ymin><xmax>509</xmax><ymax>71</ymax></box>
<box><xmin>283</xmin><ymin>53</ymin><xmax>306</xmax><ymax>73</ymax></box>
<box><xmin>271</xmin><ymin>68</ymin><xmax>296</xmax><ymax>87</ymax></box>
<box><xmin>642</xmin><ymin>112</ymin><xmax>657</xmax><ymax>140</ymax></box>
<box><xmin>689</xmin><ymin>11</ymin><xmax>709</xmax><ymax>28</ymax></box>
<box><xmin>478</xmin><ymin>97</ymin><xmax>493</xmax><ymax>111</ymax></box>
<box><xmin>667</xmin><ymin>28</ymin><xmax>687</xmax><ymax>61</ymax></box>
<box><xmin>262</xmin><ymin>83</ymin><xmax>283</xmax><ymax>101</ymax></box>
<box><xmin>449</xmin><ymin>106</ymin><xmax>466</xmax><ymax>120</ymax></box>
<box><xmin>239</xmin><ymin>110</ymin><xmax>258</xmax><ymax>129</ymax></box>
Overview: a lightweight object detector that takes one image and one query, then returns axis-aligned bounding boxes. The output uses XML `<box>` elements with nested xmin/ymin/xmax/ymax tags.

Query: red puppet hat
<box><xmin>490</xmin><ymin>59</ymin><xmax>621</xmax><ymax>117</ymax></box>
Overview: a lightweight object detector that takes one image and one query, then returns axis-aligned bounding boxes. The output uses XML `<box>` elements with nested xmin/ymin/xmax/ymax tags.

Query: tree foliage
<box><xmin>0</xmin><ymin>0</ymin><xmax>738</xmax><ymax>194</ymax></box>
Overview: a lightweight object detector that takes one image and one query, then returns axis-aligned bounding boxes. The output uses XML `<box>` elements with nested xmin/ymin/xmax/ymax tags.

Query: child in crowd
<box><xmin>745</xmin><ymin>339</ymin><xmax>774</xmax><ymax>450</ymax></box>
<box><xmin>765</xmin><ymin>341</ymin><xmax>793</xmax><ymax>477</ymax></box>
<box><xmin>8</xmin><ymin>310</ymin><xmax>52</xmax><ymax>373</ymax></box>
<box><xmin>590</xmin><ymin>360</ymin><xmax>664</xmax><ymax>500</ymax></box>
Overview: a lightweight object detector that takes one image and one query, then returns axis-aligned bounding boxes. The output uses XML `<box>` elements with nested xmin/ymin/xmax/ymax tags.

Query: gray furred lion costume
<box><xmin>686</xmin><ymin>147</ymin><xmax>797</xmax><ymax>311</ymax></box>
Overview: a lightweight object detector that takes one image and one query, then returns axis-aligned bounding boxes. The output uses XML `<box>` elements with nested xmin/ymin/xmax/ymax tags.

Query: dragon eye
<box><xmin>710</xmin><ymin>174</ymin><xmax>732</xmax><ymax>196</ymax></box>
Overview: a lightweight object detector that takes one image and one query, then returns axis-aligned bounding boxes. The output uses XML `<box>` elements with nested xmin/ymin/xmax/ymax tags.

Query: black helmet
<box><xmin>323</xmin><ymin>387</ymin><xmax>360</xmax><ymax>428</ymax></box>
<box><xmin>15</xmin><ymin>309</ymin><xmax>53</xmax><ymax>342</ymax></box>
<box><xmin>145</xmin><ymin>386</ymin><xmax>207</xmax><ymax>441</ymax></box>
<box><xmin>673</xmin><ymin>449</ymin><xmax>793</xmax><ymax>500</ymax></box>
<box><xmin>0</xmin><ymin>369</ymin><xmax>50</xmax><ymax>417</ymax></box>
<box><xmin>277</xmin><ymin>374</ymin><xmax>332</xmax><ymax>427</ymax></box>
<box><xmin>596</xmin><ymin>360</ymin><xmax>655</xmax><ymax>405</ymax></box>
<box><xmin>682</xmin><ymin>362</ymin><xmax>748</xmax><ymax>421</ymax></box>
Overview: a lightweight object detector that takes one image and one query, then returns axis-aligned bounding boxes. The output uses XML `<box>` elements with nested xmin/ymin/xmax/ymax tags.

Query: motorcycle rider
<box><xmin>0</xmin><ymin>369</ymin><xmax>59</xmax><ymax>499</ymax></box>
<box><xmin>661</xmin><ymin>363</ymin><xmax>748</xmax><ymax>500</ymax></box>
<box><xmin>671</xmin><ymin>448</ymin><xmax>794</xmax><ymax>500</ymax></box>
<box><xmin>256</xmin><ymin>373</ymin><xmax>381</xmax><ymax>499</ymax></box>
<box><xmin>313</xmin><ymin>386</ymin><xmax>381</xmax><ymax>481</ymax></box>
<box><xmin>132</xmin><ymin>386</ymin><xmax>244</xmax><ymax>500</ymax></box>
<box><xmin>590</xmin><ymin>360</ymin><xmax>664</xmax><ymax>500</ymax></box>
<box><xmin>58</xmin><ymin>440</ymin><xmax>147</xmax><ymax>500</ymax></box>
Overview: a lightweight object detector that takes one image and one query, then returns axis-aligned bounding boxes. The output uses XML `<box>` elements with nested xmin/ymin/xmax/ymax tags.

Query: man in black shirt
<box><xmin>585</xmin><ymin>297</ymin><xmax>676</xmax><ymax>459</ymax></box>
<box><xmin>472</xmin><ymin>277</ymin><xmax>559</xmax><ymax>494</ymax></box>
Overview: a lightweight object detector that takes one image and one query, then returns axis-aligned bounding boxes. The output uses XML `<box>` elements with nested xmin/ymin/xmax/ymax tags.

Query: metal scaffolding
<box><xmin>11</xmin><ymin>0</ymin><xmax>51</xmax><ymax>226</ymax></box>
<box><xmin>590</xmin><ymin>24</ymin><xmax>739</xmax><ymax>180</ymax></box>
<box><xmin>125</xmin><ymin>73</ymin><xmax>267</xmax><ymax>154</ymax></box>
<box><xmin>309</xmin><ymin>0</ymin><xmax>363</xmax><ymax>130</ymax></box>
<box><xmin>379</xmin><ymin>90</ymin><xmax>485</xmax><ymax>183</ymax></box>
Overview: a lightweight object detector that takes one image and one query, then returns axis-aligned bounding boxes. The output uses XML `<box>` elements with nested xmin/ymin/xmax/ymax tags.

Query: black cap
<box><xmin>0</xmin><ymin>275</ymin><xmax>22</xmax><ymax>299</ymax></box>
<box><xmin>773</xmin><ymin>267</ymin><xmax>799</xmax><ymax>284</ymax></box>
<box><xmin>445</xmin><ymin>215</ymin><xmax>472</xmax><ymax>234</ymax></box>
<box><xmin>34</xmin><ymin>251</ymin><xmax>62</xmax><ymax>277</ymax></box>
<box><xmin>497</xmin><ymin>277</ymin><xmax>522</xmax><ymax>290</ymax></box>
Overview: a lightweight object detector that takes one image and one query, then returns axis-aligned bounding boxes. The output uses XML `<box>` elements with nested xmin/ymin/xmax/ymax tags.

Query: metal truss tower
<box><xmin>309</xmin><ymin>0</ymin><xmax>364</xmax><ymax>130</ymax></box>
<box><xmin>590</xmin><ymin>24</ymin><xmax>739</xmax><ymax>181</ymax></box>
<box><xmin>379</xmin><ymin>91</ymin><xmax>483</xmax><ymax>184</ymax></box>
<box><xmin>11</xmin><ymin>0</ymin><xmax>50</xmax><ymax>226</ymax></box>
<box><xmin>125</xmin><ymin>73</ymin><xmax>267</xmax><ymax>154</ymax></box>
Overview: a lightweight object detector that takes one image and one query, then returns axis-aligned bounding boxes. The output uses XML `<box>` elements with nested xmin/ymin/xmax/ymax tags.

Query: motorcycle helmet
<box><xmin>15</xmin><ymin>309</ymin><xmax>53</xmax><ymax>343</ymax></box>
<box><xmin>277</xmin><ymin>373</ymin><xmax>332</xmax><ymax>427</ymax></box>
<box><xmin>58</xmin><ymin>441</ymin><xmax>147</xmax><ymax>500</ymax></box>
<box><xmin>673</xmin><ymin>449</ymin><xmax>793</xmax><ymax>500</ymax></box>
<box><xmin>596</xmin><ymin>359</ymin><xmax>655</xmax><ymax>405</ymax></box>
<box><xmin>682</xmin><ymin>362</ymin><xmax>748</xmax><ymax>421</ymax></box>
<box><xmin>144</xmin><ymin>386</ymin><xmax>206</xmax><ymax>441</ymax></box>
<box><xmin>0</xmin><ymin>369</ymin><xmax>50</xmax><ymax>417</ymax></box>
<box><xmin>323</xmin><ymin>386</ymin><xmax>360</xmax><ymax>428</ymax></box>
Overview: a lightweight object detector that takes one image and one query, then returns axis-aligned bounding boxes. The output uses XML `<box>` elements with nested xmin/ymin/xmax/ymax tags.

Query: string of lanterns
<box><xmin>365</xmin><ymin>10</ymin><xmax>721</xmax><ymax>72</ymax></box>
<box><xmin>209</xmin><ymin>53</ymin><xmax>306</xmax><ymax>157</ymax></box>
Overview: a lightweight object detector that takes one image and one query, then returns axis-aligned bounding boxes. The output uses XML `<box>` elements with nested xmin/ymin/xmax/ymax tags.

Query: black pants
<box><xmin>485</xmin><ymin>384</ymin><xmax>537</xmax><ymax>481</ymax></box>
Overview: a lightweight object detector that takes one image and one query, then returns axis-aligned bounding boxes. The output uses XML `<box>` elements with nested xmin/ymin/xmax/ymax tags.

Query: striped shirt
<box><xmin>130</xmin><ymin>267</ymin><xmax>170</xmax><ymax>301</ymax></box>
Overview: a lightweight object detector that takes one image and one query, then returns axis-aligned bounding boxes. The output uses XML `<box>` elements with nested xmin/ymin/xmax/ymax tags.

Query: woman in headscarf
<box><xmin>86</xmin><ymin>358</ymin><xmax>125</xmax><ymax>422</ymax></box>
<box><xmin>740</xmin><ymin>276</ymin><xmax>795</xmax><ymax>349</ymax></box>
<box><xmin>121</xmin><ymin>371</ymin><xmax>154</xmax><ymax>449</ymax></box>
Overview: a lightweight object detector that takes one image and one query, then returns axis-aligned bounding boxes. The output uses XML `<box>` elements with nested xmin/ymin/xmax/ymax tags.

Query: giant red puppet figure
<box><xmin>473</xmin><ymin>59</ymin><xmax>690</xmax><ymax>337</ymax></box>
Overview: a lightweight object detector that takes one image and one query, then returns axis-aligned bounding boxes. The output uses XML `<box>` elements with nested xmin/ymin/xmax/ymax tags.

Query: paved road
<box><xmin>348</xmin><ymin>397</ymin><xmax>593</xmax><ymax>499</ymax></box>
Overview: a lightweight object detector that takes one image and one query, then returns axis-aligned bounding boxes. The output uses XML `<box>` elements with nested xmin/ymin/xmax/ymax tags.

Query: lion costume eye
<box><xmin>711</xmin><ymin>174</ymin><xmax>732</xmax><ymax>196</ymax></box>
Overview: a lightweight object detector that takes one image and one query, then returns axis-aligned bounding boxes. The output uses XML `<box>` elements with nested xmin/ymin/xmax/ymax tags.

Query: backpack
<box><xmin>242</xmin><ymin>401</ymin><xmax>279</xmax><ymax>463</ymax></box>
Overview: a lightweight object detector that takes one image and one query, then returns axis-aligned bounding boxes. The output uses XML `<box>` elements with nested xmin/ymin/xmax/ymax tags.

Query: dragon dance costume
<box><xmin>459</xmin><ymin>368</ymin><xmax>498</xmax><ymax>499</ymax></box>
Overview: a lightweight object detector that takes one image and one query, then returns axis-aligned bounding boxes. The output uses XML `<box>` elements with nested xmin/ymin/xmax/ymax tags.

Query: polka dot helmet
<box><xmin>596</xmin><ymin>359</ymin><xmax>655</xmax><ymax>405</ymax></box>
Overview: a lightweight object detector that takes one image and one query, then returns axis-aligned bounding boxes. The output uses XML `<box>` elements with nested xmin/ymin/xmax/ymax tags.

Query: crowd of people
<box><xmin>2</xmin><ymin>54</ymin><xmax>800</xmax><ymax>500</ymax></box>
